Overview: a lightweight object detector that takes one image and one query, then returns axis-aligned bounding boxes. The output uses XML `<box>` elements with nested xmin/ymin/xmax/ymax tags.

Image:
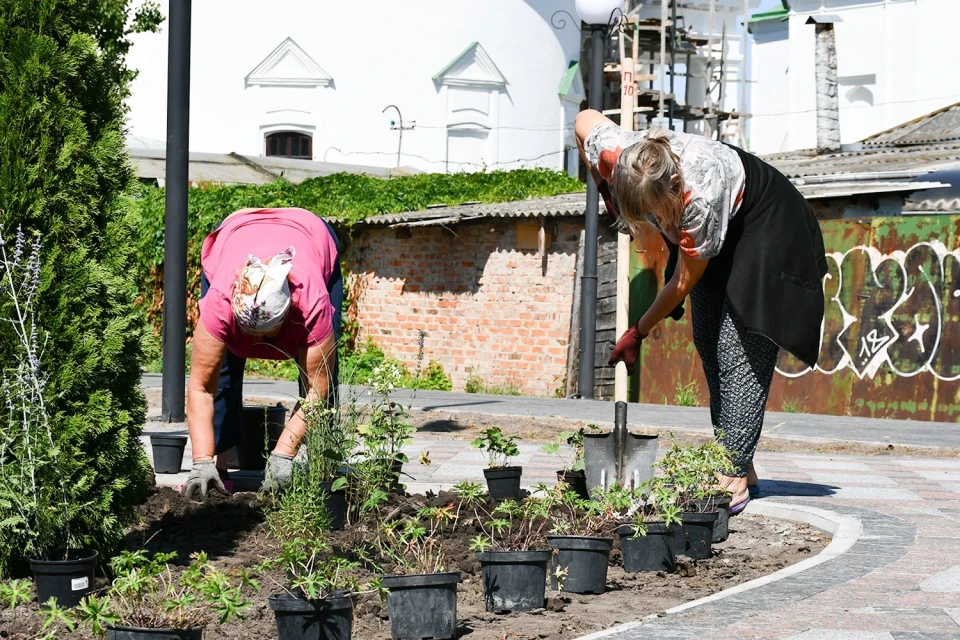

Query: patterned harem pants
<box><xmin>690</xmin><ymin>283</ymin><xmax>779</xmax><ymax>476</ymax></box>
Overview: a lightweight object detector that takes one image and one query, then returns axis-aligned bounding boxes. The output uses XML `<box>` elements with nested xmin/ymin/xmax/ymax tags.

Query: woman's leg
<box><xmin>322</xmin><ymin>218</ymin><xmax>342</xmax><ymax>407</ymax></box>
<box><xmin>690</xmin><ymin>283</ymin><xmax>724</xmax><ymax>430</ymax></box>
<box><xmin>714</xmin><ymin>298</ymin><xmax>779</xmax><ymax>503</ymax></box>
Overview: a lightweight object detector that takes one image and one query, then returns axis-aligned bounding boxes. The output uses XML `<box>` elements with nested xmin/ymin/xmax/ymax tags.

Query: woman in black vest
<box><xmin>575</xmin><ymin>110</ymin><xmax>827</xmax><ymax>512</ymax></box>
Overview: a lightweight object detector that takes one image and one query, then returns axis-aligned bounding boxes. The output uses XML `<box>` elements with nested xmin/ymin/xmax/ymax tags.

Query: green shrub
<box><xmin>417</xmin><ymin>360</ymin><xmax>452</xmax><ymax>392</ymax></box>
<box><xmin>673</xmin><ymin>381</ymin><xmax>701</xmax><ymax>407</ymax></box>
<box><xmin>339</xmin><ymin>339</ymin><xmax>453</xmax><ymax>392</ymax></box>
<box><xmin>0</xmin><ymin>0</ymin><xmax>160</xmax><ymax>576</ymax></box>
<box><xmin>464</xmin><ymin>372</ymin><xmax>523</xmax><ymax>396</ymax></box>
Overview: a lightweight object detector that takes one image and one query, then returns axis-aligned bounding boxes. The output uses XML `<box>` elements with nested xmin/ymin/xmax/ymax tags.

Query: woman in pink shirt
<box><xmin>181</xmin><ymin>208</ymin><xmax>342</xmax><ymax>500</ymax></box>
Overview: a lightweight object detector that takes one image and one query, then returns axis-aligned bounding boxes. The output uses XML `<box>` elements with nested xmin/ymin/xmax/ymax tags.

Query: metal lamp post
<box><xmin>574</xmin><ymin>0</ymin><xmax>622</xmax><ymax>399</ymax></box>
<box><xmin>162</xmin><ymin>0</ymin><xmax>191</xmax><ymax>423</ymax></box>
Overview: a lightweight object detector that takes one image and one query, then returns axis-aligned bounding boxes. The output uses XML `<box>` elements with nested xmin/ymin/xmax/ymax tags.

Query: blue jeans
<box><xmin>199</xmin><ymin>218</ymin><xmax>343</xmax><ymax>455</ymax></box>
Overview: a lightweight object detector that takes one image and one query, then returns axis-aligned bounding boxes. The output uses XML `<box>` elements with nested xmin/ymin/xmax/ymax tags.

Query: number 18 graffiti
<box><xmin>777</xmin><ymin>241</ymin><xmax>960</xmax><ymax>381</ymax></box>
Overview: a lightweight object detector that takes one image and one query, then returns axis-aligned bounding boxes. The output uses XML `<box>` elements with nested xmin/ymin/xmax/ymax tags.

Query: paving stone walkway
<box><xmin>140</xmin><ymin>377</ymin><xmax>960</xmax><ymax>639</ymax></box>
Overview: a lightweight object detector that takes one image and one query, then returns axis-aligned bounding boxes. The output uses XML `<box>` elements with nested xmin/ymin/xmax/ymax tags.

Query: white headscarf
<box><xmin>231</xmin><ymin>246</ymin><xmax>295</xmax><ymax>336</ymax></box>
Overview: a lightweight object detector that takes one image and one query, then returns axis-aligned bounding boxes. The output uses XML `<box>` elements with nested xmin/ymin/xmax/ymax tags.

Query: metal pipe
<box><xmin>669</xmin><ymin>0</ymin><xmax>677</xmax><ymax>129</ymax></box>
<box><xmin>162</xmin><ymin>0</ymin><xmax>191</xmax><ymax>423</ymax></box>
<box><xmin>382</xmin><ymin>104</ymin><xmax>403</xmax><ymax>168</ymax></box>
<box><xmin>614</xmin><ymin>401</ymin><xmax>628</xmax><ymax>483</ymax></box>
<box><xmin>578</xmin><ymin>23</ymin><xmax>606</xmax><ymax>400</ymax></box>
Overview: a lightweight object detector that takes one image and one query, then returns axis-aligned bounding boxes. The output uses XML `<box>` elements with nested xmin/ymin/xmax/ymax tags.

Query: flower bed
<box><xmin>0</xmin><ymin>486</ymin><xmax>827</xmax><ymax>640</ymax></box>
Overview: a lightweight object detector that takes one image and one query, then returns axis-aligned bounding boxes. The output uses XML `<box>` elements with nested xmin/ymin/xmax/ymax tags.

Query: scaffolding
<box><xmin>585</xmin><ymin>0</ymin><xmax>752</xmax><ymax>144</ymax></box>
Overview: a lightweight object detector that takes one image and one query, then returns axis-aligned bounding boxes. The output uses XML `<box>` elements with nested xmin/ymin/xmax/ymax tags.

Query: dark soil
<box><xmin>0</xmin><ymin>486</ymin><xmax>827</xmax><ymax>640</ymax></box>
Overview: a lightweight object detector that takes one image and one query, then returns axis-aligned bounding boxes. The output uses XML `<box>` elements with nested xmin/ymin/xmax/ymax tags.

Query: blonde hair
<box><xmin>609</xmin><ymin>129</ymin><xmax>685</xmax><ymax>233</ymax></box>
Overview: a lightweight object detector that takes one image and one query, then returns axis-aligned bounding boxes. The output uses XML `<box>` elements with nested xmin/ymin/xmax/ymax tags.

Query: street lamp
<box><xmin>162</xmin><ymin>0</ymin><xmax>191</xmax><ymax>423</ymax></box>
<box><xmin>574</xmin><ymin>0</ymin><xmax>621</xmax><ymax>399</ymax></box>
<box><xmin>575</xmin><ymin>0</ymin><xmax>622</xmax><ymax>26</ymax></box>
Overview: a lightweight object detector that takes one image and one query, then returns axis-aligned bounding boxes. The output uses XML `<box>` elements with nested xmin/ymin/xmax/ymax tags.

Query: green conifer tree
<box><xmin>0</xmin><ymin>0</ymin><xmax>162</xmax><ymax>575</ymax></box>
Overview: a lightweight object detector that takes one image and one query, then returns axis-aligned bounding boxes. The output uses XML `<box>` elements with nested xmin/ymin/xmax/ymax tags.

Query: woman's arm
<box><xmin>273</xmin><ymin>333</ymin><xmax>337</xmax><ymax>457</ymax></box>
<box><xmin>636</xmin><ymin>251</ymin><xmax>709</xmax><ymax>336</ymax></box>
<box><xmin>186</xmin><ymin>322</ymin><xmax>228</xmax><ymax>461</ymax></box>
<box><xmin>609</xmin><ymin>249</ymin><xmax>708</xmax><ymax>374</ymax></box>
<box><xmin>574</xmin><ymin>109</ymin><xmax>615</xmax><ymax>184</ymax></box>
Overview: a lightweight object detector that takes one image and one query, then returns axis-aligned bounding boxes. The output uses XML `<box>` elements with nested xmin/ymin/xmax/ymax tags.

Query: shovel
<box><xmin>583</xmin><ymin>401</ymin><xmax>657</xmax><ymax>497</ymax></box>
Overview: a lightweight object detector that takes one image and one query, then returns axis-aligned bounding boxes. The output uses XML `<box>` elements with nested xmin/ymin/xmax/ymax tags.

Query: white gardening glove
<box><xmin>262</xmin><ymin>452</ymin><xmax>295</xmax><ymax>493</ymax></box>
<box><xmin>181</xmin><ymin>460</ymin><xmax>227</xmax><ymax>501</ymax></box>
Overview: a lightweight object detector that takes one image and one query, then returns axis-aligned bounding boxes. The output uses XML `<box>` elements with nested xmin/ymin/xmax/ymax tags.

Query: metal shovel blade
<box><xmin>623</xmin><ymin>433</ymin><xmax>658</xmax><ymax>490</ymax></box>
<box><xmin>583</xmin><ymin>431</ymin><xmax>616</xmax><ymax>498</ymax></box>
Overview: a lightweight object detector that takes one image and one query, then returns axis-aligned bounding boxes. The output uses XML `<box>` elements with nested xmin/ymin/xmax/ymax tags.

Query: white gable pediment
<box><xmin>433</xmin><ymin>42</ymin><xmax>506</xmax><ymax>89</ymax></box>
<box><xmin>245</xmin><ymin>38</ymin><xmax>332</xmax><ymax>89</ymax></box>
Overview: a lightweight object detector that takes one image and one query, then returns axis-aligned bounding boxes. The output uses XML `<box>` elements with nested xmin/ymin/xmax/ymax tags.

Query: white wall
<box><xmin>749</xmin><ymin>0</ymin><xmax>960</xmax><ymax>154</ymax></box>
<box><xmin>125</xmin><ymin>0</ymin><xmax>582</xmax><ymax>174</ymax></box>
<box><xmin>748</xmin><ymin>17</ymin><xmax>790</xmax><ymax>151</ymax></box>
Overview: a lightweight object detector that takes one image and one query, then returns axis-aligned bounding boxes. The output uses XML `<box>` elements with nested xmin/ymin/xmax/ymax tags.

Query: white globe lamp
<box><xmin>575</xmin><ymin>0</ymin><xmax>621</xmax><ymax>25</ymax></box>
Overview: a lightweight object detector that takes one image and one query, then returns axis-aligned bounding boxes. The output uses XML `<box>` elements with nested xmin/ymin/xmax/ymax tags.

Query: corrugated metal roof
<box><xmin>863</xmin><ymin>102</ymin><xmax>960</xmax><ymax>147</ymax></box>
<box><xmin>362</xmin><ymin>193</ymin><xmax>595</xmax><ymax>226</ymax></box>
<box><xmin>129</xmin><ymin>148</ymin><xmax>421</xmax><ymax>185</ymax></box>
<box><xmin>800</xmin><ymin>181</ymin><xmax>948</xmax><ymax>200</ymax></box>
<box><xmin>763</xmin><ymin>142</ymin><xmax>960</xmax><ymax>179</ymax></box>
<box><xmin>360</xmin><ymin>181</ymin><xmax>951</xmax><ymax>227</ymax></box>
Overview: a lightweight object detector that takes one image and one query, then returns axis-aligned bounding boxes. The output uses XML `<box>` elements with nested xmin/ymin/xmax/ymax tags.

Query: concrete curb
<box><xmin>572</xmin><ymin>499</ymin><xmax>863</xmax><ymax>640</ymax></box>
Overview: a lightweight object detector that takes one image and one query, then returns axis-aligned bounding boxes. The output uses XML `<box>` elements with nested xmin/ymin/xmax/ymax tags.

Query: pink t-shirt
<box><xmin>198</xmin><ymin>208</ymin><xmax>338</xmax><ymax>360</ymax></box>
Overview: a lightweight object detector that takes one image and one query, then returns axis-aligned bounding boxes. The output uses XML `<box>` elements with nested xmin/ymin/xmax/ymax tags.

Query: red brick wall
<box><xmin>345</xmin><ymin>218</ymin><xmax>583</xmax><ymax>396</ymax></box>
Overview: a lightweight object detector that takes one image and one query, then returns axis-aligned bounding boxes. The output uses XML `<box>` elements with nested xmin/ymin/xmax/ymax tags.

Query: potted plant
<box><xmin>296</xmin><ymin>399</ymin><xmax>350</xmax><ymax>530</ymax></box>
<box><xmin>376</xmin><ymin>505</ymin><xmax>461</xmax><ymax>640</ymax></box>
<box><xmin>541</xmin><ymin>426</ymin><xmax>599</xmax><ymax>500</ymax></box>
<box><xmin>460</xmin><ymin>483</ymin><xmax>556</xmax><ymax>613</ymax></box>
<box><xmin>603</xmin><ymin>480</ymin><xmax>683</xmax><ymax>573</ymax></box>
<box><xmin>657</xmin><ymin>442</ymin><xmax>734</xmax><ymax>559</ymax></box>
<box><xmin>471</xmin><ymin>427</ymin><xmax>522</xmax><ymax>500</ymax></box>
<box><xmin>0</xmin><ymin>229</ymin><xmax>97</xmax><ymax>606</ymax></box>
<box><xmin>53</xmin><ymin>550</ymin><xmax>255</xmax><ymax>639</ymax></box>
<box><xmin>360</xmin><ymin>362</ymin><xmax>415</xmax><ymax>488</ymax></box>
<box><xmin>149</xmin><ymin>435</ymin><xmax>188</xmax><ymax>475</ymax></box>
<box><xmin>264</xmin><ymin>538</ymin><xmax>362</xmax><ymax>640</ymax></box>
<box><xmin>545</xmin><ymin>483</ymin><xmax>614</xmax><ymax>594</ymax></box>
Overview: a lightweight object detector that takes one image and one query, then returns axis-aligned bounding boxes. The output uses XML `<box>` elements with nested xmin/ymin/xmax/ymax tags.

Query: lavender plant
<box><xmin>0</xmin><ymin>225</ymin><xmax>74</xmax><ymax>571</ymax></box>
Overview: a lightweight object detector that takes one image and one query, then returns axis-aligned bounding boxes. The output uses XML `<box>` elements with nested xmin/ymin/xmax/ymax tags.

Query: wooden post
<box><xmin>614</xmin><ymin>52</ymin><xmax>636</xmax><ymax>403</ymax></box>
<box><xmin>566</xmin><ymin>230</ymin><xmax>585</xmax><ymax>398</ymax></box>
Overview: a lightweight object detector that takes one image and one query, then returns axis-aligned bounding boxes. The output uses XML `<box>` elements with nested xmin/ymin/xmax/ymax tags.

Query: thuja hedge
<box><xmin>0</xmin><ymin>0</ymin><xmax>162</xmax><ymax>575</ymax></box>
<box><xmin>133</xmin><ymin>168</ymin><xmax>584</xmax><ymax>337</ymax></box>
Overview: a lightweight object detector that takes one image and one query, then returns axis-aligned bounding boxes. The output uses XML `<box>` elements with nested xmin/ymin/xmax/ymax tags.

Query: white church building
<box><xmin>125</xmin><ymin>0</ymin><xmax>586</xmax><ymax>175</ymax></box>
<box><xmin>748</xmin><ymin>0</ymin><xmax>960</xmax><ymax>154</ymax></box>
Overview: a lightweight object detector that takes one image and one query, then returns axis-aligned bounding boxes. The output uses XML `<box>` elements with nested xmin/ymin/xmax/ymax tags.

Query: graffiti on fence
<box><xmin>777</xmin><ymin>240</ymin><xmax>960</xmax><ymax>381</ymax></box>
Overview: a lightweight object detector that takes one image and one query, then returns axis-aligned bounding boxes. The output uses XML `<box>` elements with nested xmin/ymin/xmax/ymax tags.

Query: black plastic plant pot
<box><xmin>269</xmin><ymin>593</ymin><xmax>353</xmax><ymax>640</ymax></box>
<box><xmin>693</xmin><ymin>496</ymin><xmax>733</xmax><ymax>543</ymax></box>
<box><xmin>556</xmin><ymin>470</ymin><xmax>589</xmax><ymax>500</ymax></box>
<box><xmin>235</xmin><ymin>404</ymin><xmax>288</xmax><ymax>471</ymax></box>
<box><xmin>150</xmin><ymin>435</ymin><xmax>188</xmax><ymax>474</ymax></box>
<box><xmin>676</xmin><ymin>511</ymin><xmax>719</xmax><ymax>560</ymax></box>
<box><xmin>476</xmin><ymin>550</ymin><xmax>550</xmax><ymax>613</ymax></box>
<box><xmin>320</xmin><ymin>480</ymin><xmax>347</xmax><ymax>531</ymax></box>
<box><xmin>547</xmin><ymin>536</ymin><xmax>613</xmax><ymax>594</ymax></box>
<box><xmin>483</xmin><ymin>466</ymin><xmax>522</xmax><ymax>500</ymax></box>
<box><xmin>617</xmin><ymin>523</ymin><xmax>677</xmax><ymax>573</ymax></box>
<box><xmin>381</xmin><ymin>572</ymin><xmax>461</xmax><ymax>640</ymax></box>
<box><xmin>107</xmin><ymin>625</ymin><xmax>203</xmax><ymax>640</ymax></box>
<box><xmin>30</xmin><ymin>549</ymin><xmax>98</xmax><ymax>608</ymax></box>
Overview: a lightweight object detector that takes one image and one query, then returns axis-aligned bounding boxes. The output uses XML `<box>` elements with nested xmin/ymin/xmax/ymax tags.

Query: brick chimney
<box><xmin>807</xmin><ymin>15</ymin><xmax>842</xmax><ymax>152</ymax></box>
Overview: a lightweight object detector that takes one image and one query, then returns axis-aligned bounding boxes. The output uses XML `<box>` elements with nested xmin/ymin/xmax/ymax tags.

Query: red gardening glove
<box><xmin>608</xmin><ymin>324</ymin><xmax>647</xmax><ymax>376</ymax></box>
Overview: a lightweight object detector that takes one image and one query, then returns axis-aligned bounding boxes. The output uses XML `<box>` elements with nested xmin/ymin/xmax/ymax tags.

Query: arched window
<box><xmin>265</xmin><ymin>131</ymin><xmax>313</xmax><ymax>159</ymax></box>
